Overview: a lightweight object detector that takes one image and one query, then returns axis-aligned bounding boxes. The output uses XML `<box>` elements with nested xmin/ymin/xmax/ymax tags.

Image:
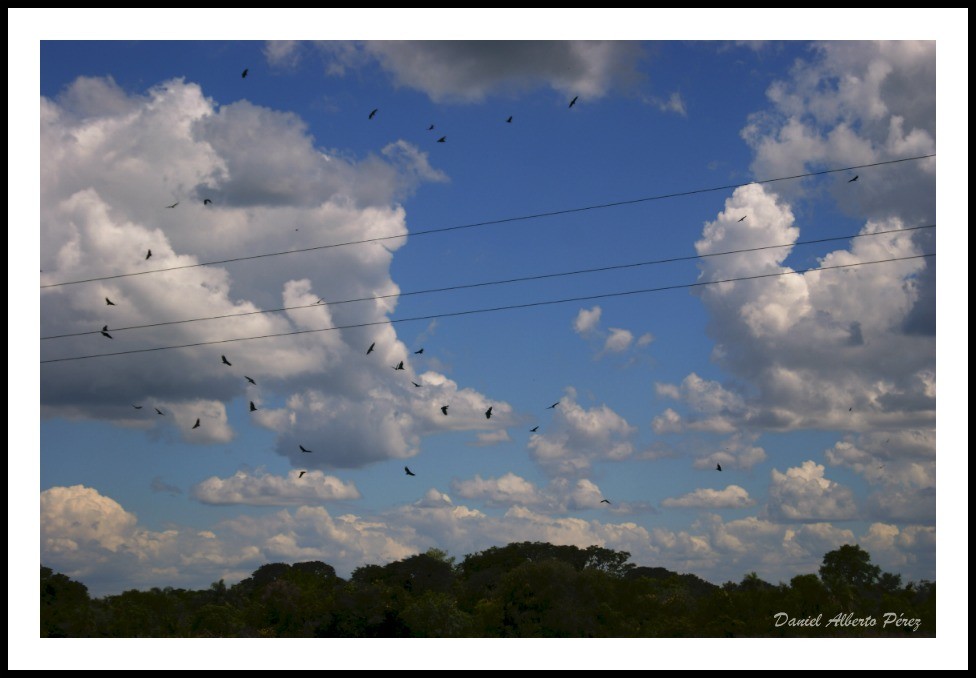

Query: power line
<box><xmin>40</xmin><ymin>154</ymin><xmax>934</xmax><ymax>289</ymax></box>
<box><xmin>41</xmin><ymin>224</ymin><xmax>935</xmax><ymax>341</ymax></box>
<box><xmin>40</xmin><ymin>253</ymin><xmax>934</xmax><ymax>364</ymax></box>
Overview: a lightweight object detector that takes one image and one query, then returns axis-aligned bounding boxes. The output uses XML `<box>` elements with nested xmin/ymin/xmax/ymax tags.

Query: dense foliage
<box><xmin>40</xmin><ymin>542</ymin><xmax>934</xmax><ymax>637</ymax></box>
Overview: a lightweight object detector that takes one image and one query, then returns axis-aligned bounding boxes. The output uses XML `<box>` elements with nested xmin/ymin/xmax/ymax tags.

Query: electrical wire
<box><xmin>39</xmin><ymin>154</ymin><xmax>934</xmax><ymax>289</ymax></box>
<box><xmin>40</xmin><ymin>253</ymin><xmax>934</xmax><ymax>364</ymax></box>
<box><xmin>40</xmin><ymin>224</ymin><xmax>935</xmax><ymax>341</ymax></box>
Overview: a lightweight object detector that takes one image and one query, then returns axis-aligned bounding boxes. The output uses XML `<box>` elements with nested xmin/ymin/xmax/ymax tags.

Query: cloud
<box><xmin>452</xmin><ymin>473</ymin><xmax>544</xmax><ymax>508</ymax></box>
<box><xmin>687</xmin><ymin>183</ymin><xmax>935</xmax><ymax>433</ymax></box>
<box><xmin>603</xmin><ymin>328</ymin><xmax>634</xmax><ymax>353</ymax></box>
<box><xmin>527</xmin><ymin>388</ymin><xmax>636</xmax><ymax>476</ymax></box>
<box><xmin>695</xmin><ymin>439</ymin><xmax>767</xmax><ymax>471</ymax></box>
<box><xmin>40</xmin><ymin>76</ymin><xmax>507</xmax><ymax>471</ymax></box>
<box><xmin>413</xmin><ymin>488</ymin><xmax>454</xmax><ymax>509</ymax></box>
<box><xmin>648</xmin><ymin>92</ymin><xmax>687</xmax><ymax>117</ymax></box>
<box><xmin>662</xmin><ymin>485</ymin><xmax>756</xmax><ymax>509</ymax></box>
<box><xmin>765</xmin><ymin>461</ymin><xmax>858</xmax><ymax>522</ymax></box>
<box><xmin>655</xmin><ymin>373</ymin><xmax>753</xmax><ymax>433</ymax></box>
<box><xmin>41</xmin><ymin>484</ymin><xmax>935</xmax><ymax>597</ymax></box>
<box><xmin>573</xmin><ymin>306</ymin><xmax>602</xmax><ymax>335</ymax></box>
<box><xmin>743</xmin><ymin>41</ymin><xmax>935</xmax><ymax>219</ymax></box>
<box><xmin>191</xmin><ymin>469</ymin><xmax>361</xmax><ymax>505</ymax></box>
<box><xmin>468</xmin><ymin>429</ymin><xmax>512</xmax><ymax>447</ymax></box>
<box><xmin>575</xmin><ymin>307</ymin><xmax>650</xmax><ymax>361</ymax></box>
<box><xmin>263</xmin><ymin>40</ymin><xmax>304</xmax><ymax>69</ymax></box>
<box><xmin>450</xmin><ymin>474</ymin><xmax>610</xmax><ymax>513</ymax></box>
<box><xmin>150</xmin><ymin>477</ymin><xmax>182</xmax><ymax>496</ymax></box>
<box><xmin>309</xmin><ymin>41</ymin><xmax>646</xmax><ymax>103</ymax></box>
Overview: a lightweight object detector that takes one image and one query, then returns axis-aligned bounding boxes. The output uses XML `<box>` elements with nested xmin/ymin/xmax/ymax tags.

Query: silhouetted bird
<box><xmin>427</xmin><ymin>124</ymin><xmax>435</xmax><ymax>131</ymax></box>
<box><xmin>132</xmin><ymin>404</ymin><xmax>143</xmax><ymax>410</ymax></box>
<box><xmin>249</xmin><ymin>401</ymin><xmax>257</xmax><ymax>412</ymax></box>
<box><xmin>245</xmin><ymin>376</ymin><xmax>257</xmax><ymax>385</ymax></box>
<box><xmin>155</xmin><ymin>408</ymin><xmax>164</xmax><ymax>415</ymax></box>
<box><xmin>849</xmin><ymin>175</ymin><xmax>859</xmax><ymax>183</ymax></box>
<box><xmin>738</xmin><ymin>216</ymin><xmax>747</xmax><ymax>222</ymax></box>
<box><xmin>221</xmin><ymin>355</ymin><xmax>232</xmax><ymax>366</ymax></box>
<box><xmin>203</xmin><ymin>198</ymin><xmax>213</xmax><ymax>205</ymax></box>
<box><xmin>506</xmin><ymin>116</ymin><xmax>513</xmax><ymax>123</ymax></box>
<box><xmin>530</xmin><ymin>426</ymin><xmax>539</xmax><ymax>433</ymax></box>
<box><xmin>300</xmin><ymin>444</ymin><xmax>313</xmax><ymax>453</ymax></box>
<box><xmin>367</xmin><ymin>342</ymin><xmax>375</xmax><ymax>355</ymax></box>
<box><xmin>569</xmin><ymin>96</ymin><xmax>579</xmax><ymax>108</ymax></box>
<box><xmin>146</xmin><ymin>249</ymin><xmax>152</xmax><ymax>260</ymax></box>
<box><xmin>849</xmin><ymin>407</ymin><xmax>853</xmax><ymax>412</ymax></box>
<box><xmin>441</xmin><ymin>405</ymin><xmax>449</xmax><ymax>415</ymax></box>
<box><xmin>105</xmin><ymin>297</ymin><xmax>116</xmax><ymax>306</ymax></box>
<box><xmin>100</xmin><ymin>325</ymin><xmax>113</xmax><ymax>339</ymax></box>
<box><xmin>485</xmin><ymin>406</ymin><xmax>493</xmax><ymax>420</ymax></box>
<box><xmin>192</xmin><ymin>418</ymin><xmax>201</xmax><ymax>430</ymax></box>
<box><xmin>166</xmin><ymin>201</ymin><xmax>179</xmax><ymax>209</ymax></box>
<box><xmin>414</xmin><ymin>348</ymin><xmax>424</xmax><ymax>355</ymax></box>
<box><xmin>241</xmin><ymin>68</ymin><xmax>248</xmax><ymax>78</ymax></box>
<box><xmin>412</xmin><ymin>382</ymin><xmax>422</xmax><ymax>388</ymax></box>
<box><xmin>600</xmin><ymin>499</ymin><xmax>611</xmax><ymax>504</ymax></box>
<box><xmin>716</xmin><ymin>463</ymin><xmax>722</xmax><ymax>472</ymax></box>
<box><xmin>298</xmin><ymin>471</ymin><xmax>306</xmax><ymax>478</ymax></box>
<box><xmin>369</xmin><ymin>108</ymin><xmax>378</xmax><ymax>120</ymax></box>
<box><xmin>404</xmin><ymin>466</ymin><xmax>416</xmax><ymax>476</ymax></box>
<box><xmin>437</xmin><ymin>136</ymin><xmax>446</xmax><ymax>143</ymax></box>
<box><xmin>393</xmin><ymin>361</ymin><xmax>405</xmax><ymax>371</ymax></box>
<box><xmin>547</xmin><ymin>401</ymin><xmax>560</xmax><ymax>409</ymax></box>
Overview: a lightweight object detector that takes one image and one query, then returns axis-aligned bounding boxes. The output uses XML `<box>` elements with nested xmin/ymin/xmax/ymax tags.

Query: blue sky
<box><xmin>15</xmin><ymin>9</ymin><xmax>970</xmax><ymax>668</ymax></box>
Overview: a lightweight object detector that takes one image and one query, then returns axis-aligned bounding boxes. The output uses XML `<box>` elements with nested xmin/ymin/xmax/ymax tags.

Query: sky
<box><xmin>14</xmin><ymin>8</ymin><xmax>970</xmax><ymax>669</ymax></box>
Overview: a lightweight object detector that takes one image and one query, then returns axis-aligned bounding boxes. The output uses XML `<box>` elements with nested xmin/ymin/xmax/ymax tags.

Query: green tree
<box><xmin>818</xmin><ymin>544</ymin><xmax>881</xmax><ymax>607</ymax></box>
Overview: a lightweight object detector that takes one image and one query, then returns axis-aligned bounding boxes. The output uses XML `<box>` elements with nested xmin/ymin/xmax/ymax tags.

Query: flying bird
<box><xmin>203</xmin><ymin>198</ymin><xmax>212</xmax><ymax>205</ymax></box>
<box><xmin>547</xmin><ymin>401</ymin><xmax>560</xmax><ymax>409</ymax></box>
<box><xmin>241</xmin><ymin>68</ymin><xmax>248</xmax><ymax>78</ymax></box>
<box><xmin>530</xmin><ymin>426</ymin><xmax>539</xmax><ymax>433</ymax></box>
<box><xmin>192</xmin><ymin>418</ymin><xmax>201</xmax><ymax>430</ymax></box>
<box><xmin>369</xmin><ymin>108</ymin><xmax>378</xmax><ymax>120</ymax></box>
<box><xmin>299</xmin><ymin>444</ymin><xmax>313</xmax><ymax>454</ymax></box>
<box><xmin>155</xmin><ymin>408</ymin><xmax>164</xmax><ymax>415</ymax></box>
<box><xmin>716</xmin><ymin>464</ymin><xmax>722</xmax><ymax>472</ymax></box>
<box><xmin>506</xmin><ymin>116</ymin><xmax>513</xmax><ymax>123</ymax></box>
<box><xmin>404</xmin><ymin>466</ymin><xmax>416</xmax><ymax>476</ymax></box>
<box><xmin>569</xmin><ymin>95</ymin><xmax>579</xmax><ymax>108</ymax></box>
<box><xmin>849</xmin><ymin>407</ymin><xmax>854</xmax><ymax>412</ymax></box>
<box><xmin>165</xmin><ymin>201</ymin><xmax>179</xmax><ymax>209</ymax></box>
<box><xmin>298</xmin><ymin>471</ymin><xmax>306</xmax><ymax>478</ymax></box>
<box><xmin>600</xmin><ymin>499</ymin><xmax>611</xmax><ymax>505</ymax></box>
<box><xmin>485</xmin><ymin>406</ymin><xmax>493</xmax><ymax>420</ymax></box>
<box><xmin>100</xmin><ymin>325</ymin><xmax>113</xmax><ymax>339</ymax></box>
<box><xmin>848</xmin><ymin>175</ymin><xmax>859</xmax><ymax>183</ymax></box>
<box><xmin>367</xmin><ymin>342</ymin><xmax>375</xmax><ymax>355</ymax></box>
<box><xmin>245</xmin><ymin>376</ymin><xmax>257</xmax><ymax>385</ymax></box>
<box><xmin>249</xmin><ymin>401</ymin><xmax>257</xmax><ymax>412</ymax></box>
<box><xmin>414</xmin><ymin>348</ymin><xmax>424</xmax><ymax>355</ymax></box>
<box><xmin>437</xmin><ymin>136</ymin><xmax>446</xmax><ymax>143</ymax></box>
<box><xmin>146</xmin><ymin>249</ymin><xmax>152</xmax><ymax>260</ymax></box>
<box><xmin>426</xmin><ymin>124</ymin><xmax>435</xmax><ymax>131</ymax></box>
<box><xmin>441</xmin><ymin>405</ymin><xmax>449</xmax><ymax>416</ymax></box>
<box><xmin>393</xmin><ymin>361</ymin><xmax>405</xmax><ymax>371</ymax></box>
<box><xmin>221</xmin><ymin>355</ymin><xmax>232</xmax><ymax>366</ymax></box>
<box><xmin>132</xmin><ymin>404</ymin><xmax>143</xmax><ymax>410</ymax></box>
<box><xmin>738</xmin><ymin>216</ymin><xmax>747</xmax><ymax>222</ymax></box>
<box><xmin>412</xmin><ymin>382</ymin><xmax>422</xmax><ymax>388</ymax></box>
<box><xmin>105</xmin><ymin>297</ymin><xmax>116</xmax><ymax>306</ymax></box>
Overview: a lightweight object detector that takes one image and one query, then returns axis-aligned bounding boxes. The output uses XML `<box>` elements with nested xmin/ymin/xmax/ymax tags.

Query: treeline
<box><xmin>41</xmin><ymin>542</ymin><xmax>934</xmax><ymax>637</ymax></box>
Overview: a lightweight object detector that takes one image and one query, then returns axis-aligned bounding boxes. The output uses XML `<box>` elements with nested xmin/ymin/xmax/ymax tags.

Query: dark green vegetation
<box><xmin>41</xmin><ymin>542</ymin><xmax>934</xmax><ymax>637</ymax></box>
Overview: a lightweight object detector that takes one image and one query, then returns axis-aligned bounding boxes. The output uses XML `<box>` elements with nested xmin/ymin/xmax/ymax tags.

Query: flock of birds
<box><xmin>87</xmin><ymin>66</ymin><xmax>867</xmax><ymax>509</ymax></box>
